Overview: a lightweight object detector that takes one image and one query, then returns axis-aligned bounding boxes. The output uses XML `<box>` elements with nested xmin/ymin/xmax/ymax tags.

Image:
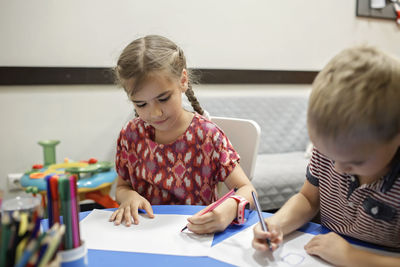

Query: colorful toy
<box><xmin>20</xmin><ymin>140</ymin><xmax>119</xmax><ymax>208</ymax></box>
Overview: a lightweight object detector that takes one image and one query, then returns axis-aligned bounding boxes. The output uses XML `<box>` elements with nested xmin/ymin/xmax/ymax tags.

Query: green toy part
<box><xmin>65</xmin><ymin>162</ymin><xmax>113</xmax><ymax>180</ymax></box>
<box><xmin>25</xmin><ymin>186</ymin><xmax>39</xmax><ymax>194</ymax></box>
<box><xmin>66</xmin><ymin>164</ymin><xmax>101</xmax><ymax>174</ymax></box>
<box><xmin>38</xmin><ymin>140</ymin><xmax>60</xmax><ymax>166</ymax></box>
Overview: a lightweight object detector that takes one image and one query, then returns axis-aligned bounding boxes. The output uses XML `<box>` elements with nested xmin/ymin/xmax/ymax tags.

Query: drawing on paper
<box><xmin>281</xmin><ymin>253</ymin><xmax>305</xmax><ymax>266</ymax></box>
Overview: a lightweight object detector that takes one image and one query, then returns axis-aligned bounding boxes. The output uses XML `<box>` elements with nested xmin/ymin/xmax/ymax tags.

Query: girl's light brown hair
<box><xmin>308</xmin><ymin>45</ymin><xmax>400</xmax><ymax>143</ymax></box>
<box><xmin>114</xmin><ymin>35</ymin><xmax>204</xmax><ymax>115</ymax></box>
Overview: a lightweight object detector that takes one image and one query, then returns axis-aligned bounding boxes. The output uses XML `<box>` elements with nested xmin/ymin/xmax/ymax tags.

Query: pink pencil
<box><xmin>69</xmin><ymin>175</ymin><xmax>80</xmax><ymax>248</ymax></box>
<box><xmin>180</xmin><ymin>187</ymin><xmax>238</xmax><ymax>232</ymax></box>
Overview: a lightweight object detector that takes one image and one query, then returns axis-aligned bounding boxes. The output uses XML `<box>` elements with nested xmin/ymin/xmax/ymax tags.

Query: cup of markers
<box><xmin>58</xmin><ymin>240</ymin><xmax>88</xmax><ymax>267</ymax></box>
<box><xmin>0</xmin><ymin>195</ymin><xmax>65</xmax><ymax>267</ymax></box>
<box><xmin>47</xmin><ymin>174</ymin><xmax>88</xmax><ymax>267</ymax></box>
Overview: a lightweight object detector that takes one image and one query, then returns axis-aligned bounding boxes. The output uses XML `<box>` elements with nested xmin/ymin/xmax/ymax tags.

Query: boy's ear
<box><xmin>180</xmin><ymin>69</ymin><xmax>188</xmax><ymax>93</ymax></box>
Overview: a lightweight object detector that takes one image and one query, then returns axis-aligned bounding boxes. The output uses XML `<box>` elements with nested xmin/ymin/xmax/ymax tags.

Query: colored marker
<box><xmin>252</xmin><ymin>191</ymin><xmax>272</xmax><ymax>250</ymax></box>
<box><xmin>69</xmin><ymin>175</ymin><xmax>80</xmax><ymax>248</ymax></box>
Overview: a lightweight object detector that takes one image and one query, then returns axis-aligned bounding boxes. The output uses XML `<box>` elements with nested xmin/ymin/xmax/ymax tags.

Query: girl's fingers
<box><xmin>131</xmin><ymin>204</ymin><xmax>140</xmax><ymax>225</ymax></box>
<box><xmin>187</xmin><ymin>221</ymin><xmax>215</xmax><ymax>234</ymax></box>
<box><xmin>109</xmin><ymin>210</ymin><xmax>118</xmax><ymax>221</ymax></box>
<box><xmin>188</xmin><ymin>212</ymin><xmax>213</xmax><ymax>225</ymax></box>
<box><xmin>122</xmin><ymin>206</ymin><xmax>132</xmax><ymax>226</ymax></box>
<box><xmin>142</xmin><ymin>201</ymin><xmax>154</xmax><ymax>218</ymax></box>
<box><xmin>114</xmin><ymin>208</ymin><xmax>125</xmax><ymax>225</ymax></box>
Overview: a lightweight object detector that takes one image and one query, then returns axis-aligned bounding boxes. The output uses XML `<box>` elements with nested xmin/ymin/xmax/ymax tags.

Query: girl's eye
<box><xmin>136</xmin><ymin>103</ymin><xmax>146</xmax><ymax>108</ymax></box>
<box><xmin>158</xmin><ymin>95</ymin><xmax>171</xmax><ymax>102</ymax></box>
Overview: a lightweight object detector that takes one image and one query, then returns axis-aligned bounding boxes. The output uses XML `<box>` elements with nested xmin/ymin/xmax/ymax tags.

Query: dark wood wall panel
<box><xmin>0</xmin><ymin>67</ymin><xmax>318</xmax><ymax>85</ymax></box>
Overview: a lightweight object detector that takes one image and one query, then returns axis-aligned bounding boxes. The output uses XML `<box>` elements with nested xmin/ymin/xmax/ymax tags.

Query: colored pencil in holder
<box><xmin>45</xmin><ymin>175</ymin><xmax>54</xmax><ymax>228</ymax></box>
<box><xmin>69</xmin><ymin>175</ymin><xmax>81</xmax><ymax>248</ymax></box>
<box><xmin>0</xmin><ymin>212</ymin><xmax>11</xmax><ymax>267</ymax></box>
<box><xmin>37</xmin><ymin>224</ymin><xmax>65</xmax><ymax>267</ymax></box>
<box><xmin>59</xmin><ymin>176</ymin><xmax>73</xmax><ymax>250</ymax></box>
<box><xmin>50</xmin><ymin>175</ymin><xmax>60</xmax><ymax>225</ymax></box>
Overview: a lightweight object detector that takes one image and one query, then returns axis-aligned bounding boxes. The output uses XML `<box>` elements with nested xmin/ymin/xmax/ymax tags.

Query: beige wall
<box><xmin>0</xmin><ymin>0</ymin><xmax>399</xmax><ymax>69</ymax></box>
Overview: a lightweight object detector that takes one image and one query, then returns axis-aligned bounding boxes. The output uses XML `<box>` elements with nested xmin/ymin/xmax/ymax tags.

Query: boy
<box><xmin>253</xmin><ymin>46</ymin><xmax>400</xmax><ymax>266</ymax></box>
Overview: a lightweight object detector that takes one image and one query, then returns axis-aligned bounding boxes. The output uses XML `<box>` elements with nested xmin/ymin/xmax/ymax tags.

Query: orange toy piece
<box><xmin>84</xmin><ymin>191</ymin><xmax>119</xmax><ymax>208</ymax></box>
<box><xmin>30</xmin><ymin>173</ymin><xmax>46</xmax><ymax>179</ymax></box>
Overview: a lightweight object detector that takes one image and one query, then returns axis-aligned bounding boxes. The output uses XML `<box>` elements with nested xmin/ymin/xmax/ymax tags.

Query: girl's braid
<box><xmin>185</xmin><ymin>82</ymin><xmax>204</xmax><ymax>115</ymax></box>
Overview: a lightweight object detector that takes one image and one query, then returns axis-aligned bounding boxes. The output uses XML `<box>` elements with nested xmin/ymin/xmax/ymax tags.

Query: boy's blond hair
<box><xmin>308</xmin><ymin>46</ymin><xmax>400</xmax><ymax>143</ymax></box>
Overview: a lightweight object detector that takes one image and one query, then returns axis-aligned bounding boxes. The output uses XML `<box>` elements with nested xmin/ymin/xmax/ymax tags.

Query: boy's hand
<box><xmin>304</xmin><ymin>232</ymin><xmax>352</xmax><ymax>266</ymax></box>
<box><xmin>109</xmin><ymin>191</ymin><xmax>154</xmax><ymax>226</ymax></box>
<box><xmin>252</xmin><ymin>221</ymin><xmax>283</xmax><ymax>252</ymax></box>
<box><xmin>185</xmin><ymin>198</ymin><xmax>237</xmax><ymax>234</ymax></box>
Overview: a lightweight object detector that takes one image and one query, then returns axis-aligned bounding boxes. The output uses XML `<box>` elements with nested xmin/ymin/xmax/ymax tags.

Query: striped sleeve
<box><xmin>306</xmin><ymin>147</ymin><xmax>320</xmax><ymax>186</ymax></box>
<box><xmin>306</xmin><ymin>165</ymin><xmax>319</xmax><ymax>186</ymax></box>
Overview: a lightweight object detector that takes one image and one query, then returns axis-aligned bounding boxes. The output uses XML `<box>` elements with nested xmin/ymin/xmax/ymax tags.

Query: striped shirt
<box><xmin>307</xmin><ymin>148</ymin><xmax>400</xmax><ymax>249</ymax></box>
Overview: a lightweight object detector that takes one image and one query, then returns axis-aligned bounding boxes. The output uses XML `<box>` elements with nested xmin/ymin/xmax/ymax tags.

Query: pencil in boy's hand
<box><xmin>180</xmin><ymin>187</ymin><xmax>238</xmax><ymax>232</ymax></box>
<box><xmin>251</xmin><ymin>191</ymin><xmax>272</xmax><ymax>250</ymax></box>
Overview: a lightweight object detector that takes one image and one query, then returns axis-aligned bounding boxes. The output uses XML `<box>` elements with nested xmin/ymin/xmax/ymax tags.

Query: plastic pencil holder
<box><xmin>1</xmin><ymin>195</ymin><xmax>41</xmax><ymax>215</ymax></box>
<box><xmin>59</xmin><ymin>241</ymin><xmax>88</xmax><ymax>267</ymax></box>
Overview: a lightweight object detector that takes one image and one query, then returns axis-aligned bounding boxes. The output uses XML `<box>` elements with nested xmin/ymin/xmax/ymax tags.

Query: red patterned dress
<box><xmin>115</xmin><ymin>113</ymin><xmax>240</xmax><ymax>205</ymax></box>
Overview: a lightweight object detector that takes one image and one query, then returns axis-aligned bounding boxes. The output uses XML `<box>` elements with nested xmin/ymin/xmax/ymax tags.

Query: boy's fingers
<box><xmin>253</xmin><ymin>223</ymin><xmax>269</xmax><ymax>239</ymax></box>
<box><xmin>269</xmin><ymin>243</ymin><xmax>280</xmax><ymax>252</ymax></box>
<box><xmin>269</xmin><ymin>230</ymin><xmax>281</xmax><ymax>241</ymax></box>
<box><xmin>252</xmin><ymin>239</ymin><xmax>270</xmax><ymax>252</ymax></box>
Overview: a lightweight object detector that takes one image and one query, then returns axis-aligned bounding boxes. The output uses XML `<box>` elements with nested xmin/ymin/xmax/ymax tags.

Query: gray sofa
<box><xmin>198</xmin><ymin>93</ymin><xmax>310</xmax><ymax>211</ymax></box>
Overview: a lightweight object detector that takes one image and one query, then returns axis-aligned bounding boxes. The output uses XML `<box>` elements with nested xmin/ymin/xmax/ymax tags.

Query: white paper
<box><xmin>79</xmin><ymin>209</ymin><xmax>213</xmax><ymax>256</ymax></box>
<box><xmin>208</xmin><ymin>227</ymin><xmax>332</xmax><ymax>267</ymax></box>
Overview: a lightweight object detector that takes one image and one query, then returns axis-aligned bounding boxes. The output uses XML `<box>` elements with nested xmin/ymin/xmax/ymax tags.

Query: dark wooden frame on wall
<box><xmin>356</xmin><ymin>0</ymin><xmax>397</xmax><ymax>20</ymax></box>
<box><xmin>0</xmin><ymin>67</ymin><xmax>318</xmax><ymax>85</ymax></box>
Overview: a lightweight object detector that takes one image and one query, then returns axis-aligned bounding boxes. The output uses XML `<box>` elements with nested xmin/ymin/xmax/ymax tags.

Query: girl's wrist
<box><xmin>221</xmin><ymin>198</ymin><xmax>239</xmax><ymax>222</ymax></box>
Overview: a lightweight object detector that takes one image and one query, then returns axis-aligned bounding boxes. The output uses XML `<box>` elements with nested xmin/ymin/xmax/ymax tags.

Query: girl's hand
<box><xmin>304</xmin><ymin>232</ymin><xmax>352</xmax><ymax>266</ymax></box>
<box><xmin>109</xmin><ymin>191</ymin><xmax>154</xmax><ymax>226</ymax></box>
<box><xmin>252</xmin><ymin>221</ymin><xmax>282</xmax><ymax>252</ymax></box>
<box><xmin>185</xmin><ymin>198</ymin><xmax>237</xmax><ymax>234</ymax></box>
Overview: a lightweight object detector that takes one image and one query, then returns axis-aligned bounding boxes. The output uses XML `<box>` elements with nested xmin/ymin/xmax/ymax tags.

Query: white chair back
<box><xmin>211</xmin><ymin>116</ymin><xmax>261</xmax><ymax>180</ymax></box>
<box><xmin>211</xmin><ymin>116</ymin><xmax>261</xmax><ymax>196</ymax></box>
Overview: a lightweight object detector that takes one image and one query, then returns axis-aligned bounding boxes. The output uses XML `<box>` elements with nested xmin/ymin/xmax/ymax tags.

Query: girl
<box><xmin>109</xmin><ymin>35</ymin><xmax>255</xmax><ymax>234</ymax></box>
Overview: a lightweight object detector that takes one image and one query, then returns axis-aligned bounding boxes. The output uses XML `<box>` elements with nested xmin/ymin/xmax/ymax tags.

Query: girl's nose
<box><xmin>150</xmin><ymin>104</ymin><xmax>163</xmax><ymax>118</ymax></box>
